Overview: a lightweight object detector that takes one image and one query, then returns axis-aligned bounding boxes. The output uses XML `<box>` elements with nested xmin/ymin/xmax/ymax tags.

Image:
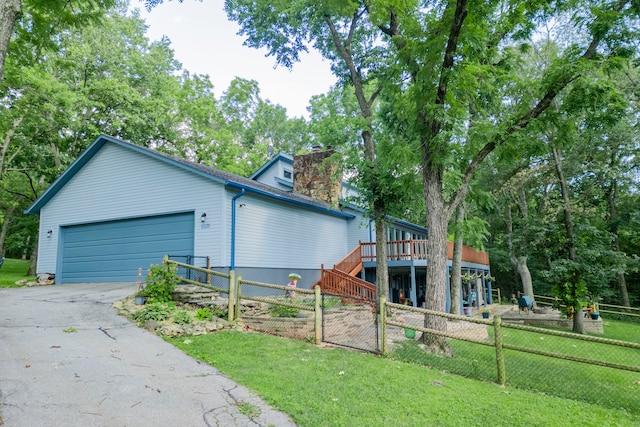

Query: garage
<box><xmin>59</xmin><ymin>212</ymin><xmax>194</xmax><ymax>283</ymax></box>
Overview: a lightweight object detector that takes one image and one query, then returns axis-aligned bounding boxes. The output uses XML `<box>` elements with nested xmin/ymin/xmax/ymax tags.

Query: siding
<box><xmin>38</xmin><ymin>144</ymin><xmax>226</xmax><ymax>274</ymax></box>
<box><xmin>228</xmin><ymin>191</ymin><xmax>350</xmax><ymax>270</ymax></box>
<box><xmin>253</xmin><ymin>158</ymin><xmax>293</xmax><ymax>191</ymax></box>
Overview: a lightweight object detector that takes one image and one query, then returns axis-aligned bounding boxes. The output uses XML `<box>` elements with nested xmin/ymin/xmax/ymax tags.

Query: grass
<box><xmin>391</xmin><ymin>318</ymin><xmax>640</xmax><ymax>414</ymax></box>
<box><xmin>167</xmin><ymin>330</ymin><xmax>640</xmax><ymax>427</ymax></box>
<box><xmin>0</xmin><ymin>258</ymin><xmax>34</xmax><ymax>288</ymax></box>
<box><xmin>600</xmin><ymin>318</ymin><xmax>640</xmax><ymax>343</ymax></box>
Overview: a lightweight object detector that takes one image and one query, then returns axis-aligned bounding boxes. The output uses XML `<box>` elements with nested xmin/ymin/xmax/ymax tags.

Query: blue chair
<box><xmin>0</xmin><ymin>257</ymin><xmax>4</xmax><ymax>269</ymax></box>
<box><xmin>518</xmin><ymin>296</ymin><xmax>534</xmax><ymax>313</ymax></box>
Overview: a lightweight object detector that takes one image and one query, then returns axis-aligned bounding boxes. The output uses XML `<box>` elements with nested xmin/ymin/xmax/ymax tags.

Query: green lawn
<box><xmin>0</xmin><ymin>258</ymin><xmax>34</xmax><ymax>287</ymax></box>
<box><xmin>168</xmin><ymin>330</ymin><xmax>640</xmax><ymax>427</ymax></box>
<box><xmin>391</xmin><ymin>318</ymin><xmax>640</xmax><ymax>414</ymax></box>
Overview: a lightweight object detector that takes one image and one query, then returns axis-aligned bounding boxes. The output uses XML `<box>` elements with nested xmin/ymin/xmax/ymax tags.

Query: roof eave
<box><xmin>25</xmin><ymin>134</ymin><xmax>226</xmax><ymax>214</ymax></box>
<box><xmin>226</xmin><ymin>181</ymin><xmax>355</xmax><ymax>219</ymax></box>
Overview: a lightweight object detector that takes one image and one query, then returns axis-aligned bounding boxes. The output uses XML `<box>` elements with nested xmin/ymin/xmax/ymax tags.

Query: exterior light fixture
<box><xmin>200</xmin><ymin>213</ymin><xmax>207</xmax><ymax>223</ymax></box>
<box><xmin>47</xmin><ymin>229</ymin><xmax>53</xmax><ymax>238</ymax></box>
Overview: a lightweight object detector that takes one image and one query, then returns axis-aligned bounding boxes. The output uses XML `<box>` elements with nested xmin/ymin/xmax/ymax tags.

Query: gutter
<box><xmin>230</xmin><ymin>189</ymin><xmax>245</xmax><ymax>270</ymax></box>
<box><xmin>225</xmin><ymin>181</ymin><xmax>355</xmax><ymax>219</ymax></box>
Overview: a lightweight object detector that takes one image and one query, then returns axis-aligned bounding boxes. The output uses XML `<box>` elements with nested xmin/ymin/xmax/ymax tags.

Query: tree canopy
<box><xmin>2</xmin><ymin>0</ymin><xmax>639</xmax><ymax>328</ymax></box>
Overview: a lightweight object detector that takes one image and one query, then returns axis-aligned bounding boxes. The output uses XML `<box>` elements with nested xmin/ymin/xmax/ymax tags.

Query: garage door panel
<box><xmin>62</xmin><ymin>236</ymin><xmax>193</xmax><ymax>258</ymax></box>
<box><xmin>60</xmin><ymin>213</ymin><xmax>194</xmax><ymax>283</ymax></box>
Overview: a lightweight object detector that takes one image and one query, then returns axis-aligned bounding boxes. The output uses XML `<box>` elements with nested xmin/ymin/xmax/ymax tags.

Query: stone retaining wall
<box><xmin>243</xmin><ymin>315</ymin><xmax>315</xmax><ymax>341</ymax></box>
<box><xmin>502</xmin><ymin>315</ymin><xmax>604</xmax><ymax>334</ymax></box>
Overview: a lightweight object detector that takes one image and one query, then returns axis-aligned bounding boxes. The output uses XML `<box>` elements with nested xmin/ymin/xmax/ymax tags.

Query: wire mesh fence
<box><xmin>499</xmin><ymin>322</ymin><xmax>640</xmax><ymax>412</ymax></box>
<box><xmin>167</xmin><ymin>255</ymin><xmax>210</xmax><ymax>283</ymax></box>
<box><xmin>163</xmin><ymin>259</ymin><xmax>640</xmax><ymax>415</ymax></box>
<box><xmin>321</xmin><ymin>293</ymin><xmax>379</xmax><ymax>353</ymax></box>
<box><xmin>388</xmin><ymin>302</ymin><xmax>640</xmax><ymax>414</ymax></box>
<box><xmin>237</xmin><ymin>277</ymin><xmax>320</xmax><ymax>342</ymax></box>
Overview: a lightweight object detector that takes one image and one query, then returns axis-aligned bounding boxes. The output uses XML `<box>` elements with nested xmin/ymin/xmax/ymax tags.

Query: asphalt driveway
<box><xmin>0</xmin><ymin>283</ymin><xmax>295</xmax><ymax>427</ymax></box>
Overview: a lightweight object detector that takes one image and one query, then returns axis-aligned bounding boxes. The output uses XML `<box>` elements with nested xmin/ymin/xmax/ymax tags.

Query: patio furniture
<box><xmin>518</xmin><ymin>296</ymin><xmax>534</xmax><ymax>313</ymax></box>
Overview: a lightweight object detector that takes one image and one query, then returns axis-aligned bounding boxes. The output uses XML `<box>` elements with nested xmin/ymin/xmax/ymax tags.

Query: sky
<box><xmin>132</xmin><ymin>0</ymin><xmax>335</xmax><ymax>118</ymax></box>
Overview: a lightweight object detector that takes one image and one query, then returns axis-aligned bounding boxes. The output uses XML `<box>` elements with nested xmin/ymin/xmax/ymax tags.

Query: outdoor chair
<box><xmin>518</xmin><ymin>296</ymin><xmax>534</xmax><ymax>314</ymax></box>
<box><xmin>0</xmin><ymin>257</ymin><xmax>4</xmax><ymax>269</ymax></box>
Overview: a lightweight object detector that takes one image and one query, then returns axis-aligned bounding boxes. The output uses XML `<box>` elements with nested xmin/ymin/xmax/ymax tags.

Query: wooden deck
<box><xmin>360</xmin><ymin>240</ymin><xmax>489</xmax><ymax>265</ymax></box>
<box><xmin>316</xmin><ymin>240</ymin><xmax>490</xmax><ymax>302</ymax></box>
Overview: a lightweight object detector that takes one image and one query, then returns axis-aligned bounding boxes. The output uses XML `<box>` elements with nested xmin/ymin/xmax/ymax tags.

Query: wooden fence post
<box><xmin>206</xmin><ymin>256</ymin><xmax>211</xmax><ymax>284</ymax></box>
<box><xmin>494</xmin><ymin>315</ymin><xmax>506</xmax><ymax>386</ymax></box>
<box><xmin>379</xmin><ymin>296</ymin><xmax>387</xmax><ymax>354</ymax></box>
<box><xmin>228</xmin><ymin>270</ymin><xmax>236</xmax><ymax>322</ymax></box>
<box><xmin>314</xmin><ymin>285</ymin><xmax>322</xmax><ymax>344</ymax></box>
<box><xmin>235</xmin><ymin>275</ymin><xmax>242</xmax><ymax>321</ymax></box>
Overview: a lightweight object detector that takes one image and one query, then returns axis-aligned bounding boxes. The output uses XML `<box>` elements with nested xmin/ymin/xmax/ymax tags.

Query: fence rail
<box><xmin>533</xmin><ymin>293</ymin><xmax>640</xmax><ymax>319</ymax></box>
<box><xmin>164</xmin><ymin>258</ymin><xmax>640</xmax><ymax>414</ymax></box>
<box><xmin>391</xmin><ymin>299</ymin><xmax>640</xmax><ymax>413</ymax></box>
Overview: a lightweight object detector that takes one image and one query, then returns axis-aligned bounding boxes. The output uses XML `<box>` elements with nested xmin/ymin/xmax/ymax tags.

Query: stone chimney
<box><xmin>293</xmin><ymin>149</ymin><xmax>342</xmax><ymax>206</ymax></box>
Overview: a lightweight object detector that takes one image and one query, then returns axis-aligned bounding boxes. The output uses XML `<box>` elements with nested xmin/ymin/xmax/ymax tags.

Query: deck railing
<box><xmin>360</xmin><ymin>239</ymin><xmax>489</xmax><ymax>265</ymax></box>
<box><xmin>317</xmin><ymin>240</ymin><xmax>489</xmax><ymax>301</ymax></box>
<box><xmin>334</xmin><ymin>245</ymin><xmax>363</xmax><ymax>276</ymax></box>
<box><xmin>317</xmin><ymin>265</ymin><xmax>376</xmax><ymax>301</ymax></box>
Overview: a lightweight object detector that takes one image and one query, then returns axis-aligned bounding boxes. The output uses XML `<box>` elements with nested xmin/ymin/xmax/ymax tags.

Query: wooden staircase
<box><xmin>314</xmin><ymin>244</ymin><xmax>376</xmax><ymax>301</ymax></box>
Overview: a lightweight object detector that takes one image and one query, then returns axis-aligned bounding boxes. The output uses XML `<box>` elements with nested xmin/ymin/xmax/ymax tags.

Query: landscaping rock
<box><xmin>144</xmin><ymin>320</ymin><xmax>158</xmax><ymax>331</ymax></box>
<box><xmin>204</xmin><ymin>321</ymin><xmax>219</xmax><ymax>332</ymax></box>
<box><xmin>158</xmin><ymin>324</ymin><xmax>184</xmax><ymax>337</ymax></box>
<box><xmin>192</xmin><ymin>325</ymin><xmax>207</xmax><ymax>336</ymax></box>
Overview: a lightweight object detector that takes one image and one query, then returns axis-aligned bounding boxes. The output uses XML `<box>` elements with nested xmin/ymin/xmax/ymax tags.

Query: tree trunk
<box><xmin>0</xmin><ymin>205</ymin><xmax>15</xmax><ymax>256</ymax></box>
<box><xmin>28</xmin><ymin>235</ymin><xmax>37</xmax><ymax>276</ymax></box>
<box><xmin>422</xmin><ymin>168</ymin><xmax>452</xmax><ymax>354</ymax></box>
<box><xmin>449</xmin><ymin>204</ymin><xmax>463</xmax><ymax>315</ymax></box>
<box><xmin>505</xmin><ymin>204</ymin><xmax>536</xmax><ymax>305</ymax></box>
<box><xmin>552</xmin><ymin>146</ymin><xmax>584</xmax><ymax>334</ymax></box>
<box><xmin>325</xmin><ymin>16</ymin><xmax>389</xmax><ymax>314</ymax></box>
<box><xmin>617</xmin><ymin>273</ymin><xmax>630</xmax><ymax>308</ymax></box>
<box><xmin>515</xmin><ymin>256</ymin><xmax>534</xmax><ymax>301</ymax></box>
<box><xmin>374</xmin><ymin>204</ymin><xmax>389</xmax><ymax>309</ymax></box>
<box><xmin>0</xmin><ymin>0</ymin><xmax>21</xmax><ymax>83</ymax></box>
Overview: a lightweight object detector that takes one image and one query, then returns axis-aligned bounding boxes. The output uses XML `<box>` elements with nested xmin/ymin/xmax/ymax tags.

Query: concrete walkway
<box><xmin>0</xmin><ymin>283</ymin><xmax>296</xmax><ymax>427</ymax></box>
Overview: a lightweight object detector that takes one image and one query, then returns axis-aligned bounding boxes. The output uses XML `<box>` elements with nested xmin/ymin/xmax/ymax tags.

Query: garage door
<box><xmin>60</xmin><ymin>212</ymin><xmax>194</xmax><ymax>283</ymax></box>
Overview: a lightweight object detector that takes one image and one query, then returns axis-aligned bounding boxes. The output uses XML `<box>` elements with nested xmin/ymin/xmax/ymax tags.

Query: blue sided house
<box><xmin>26</xmin><ymin>135</ymin><xmax>492</xmax><ymax>309</ymax></box>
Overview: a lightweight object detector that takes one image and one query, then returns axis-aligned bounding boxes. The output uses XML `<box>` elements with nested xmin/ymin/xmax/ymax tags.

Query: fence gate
<box><xmin>322</xmin><ymin>293</ymin><xmax>380</xmax><ymax>354</ymax></box>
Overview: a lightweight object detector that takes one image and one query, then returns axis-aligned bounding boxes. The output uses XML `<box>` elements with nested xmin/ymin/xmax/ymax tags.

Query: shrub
<box><xmin>173</xmin><ymin>310</ymin><xmax>192</xmax><ymax>325</ymax></box>
<box><xmin>133</xmin><ymin>302</ymin><xmax>175</xmax><ymax>322</ymax></box>
<box><xmin>269</xmin><ymin>304</ymin><xmax>300</xmax><ymax>318</ymax></box>
<box><xmin>143</xmin><ymin>263</ymin><xmax>180</xmax><ymax>303</ymax></box>
<box><xmin>195</xmin><ymin>308</ymin><xmax>213</xmax><ymax>321</ymax></box>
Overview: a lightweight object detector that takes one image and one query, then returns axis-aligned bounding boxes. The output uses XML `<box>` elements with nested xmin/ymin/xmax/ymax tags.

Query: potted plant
<box><xmin>586</xmin><ymin>292</ymin><xmax>601</xmax><ymax>320</ymax></box>
<box><xmin>134</xmin><ymin>286</ymin><xmax>147</xmax><ymax>305</ymax></box>
<box><xmin>463</xmin><ymin>304</ymin><xmax>473</xmax><ymax>317</ymax></box>
<box><xmin>134</xmin><ymin>267</ymin><xmax>146</xmax><ymax>305</ymax></box>
<box><xmin>481</xmin><ymin>308</ymin><xmax>491</xmax><ymax>319</ymax></box>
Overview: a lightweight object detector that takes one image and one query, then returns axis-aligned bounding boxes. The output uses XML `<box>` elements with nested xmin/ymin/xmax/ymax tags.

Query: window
<box><xmin>283</xmin><ymin>169</ymin><xmax>292</xmax><ymax>180</ymax></box>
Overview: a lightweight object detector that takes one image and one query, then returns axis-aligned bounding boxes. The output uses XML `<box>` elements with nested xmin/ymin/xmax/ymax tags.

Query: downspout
<box><xmin>230</xmin><ymin>189</ymin><xmax>245</xmax><ymax>270</ymax></box>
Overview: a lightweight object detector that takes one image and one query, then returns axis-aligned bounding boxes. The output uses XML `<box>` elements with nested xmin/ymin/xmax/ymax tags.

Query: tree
<box><xmin>0</xmin><ymin>0</ymin><xmax>117</xmax><ymax>84</ymax></box>
<box><xmin>144</xmin><ymin>1</ymin><xmax>640</xmax><ymax>352</ymax></box>
<box><xmin>222</xmin><ymin>0</ymin><xmax>405</xmax><ymax>311</ymax></box>
<box><xmin>0</xmin><ymin>0</ymin><xmax>22</xmax><ymax>82</ymax></box>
